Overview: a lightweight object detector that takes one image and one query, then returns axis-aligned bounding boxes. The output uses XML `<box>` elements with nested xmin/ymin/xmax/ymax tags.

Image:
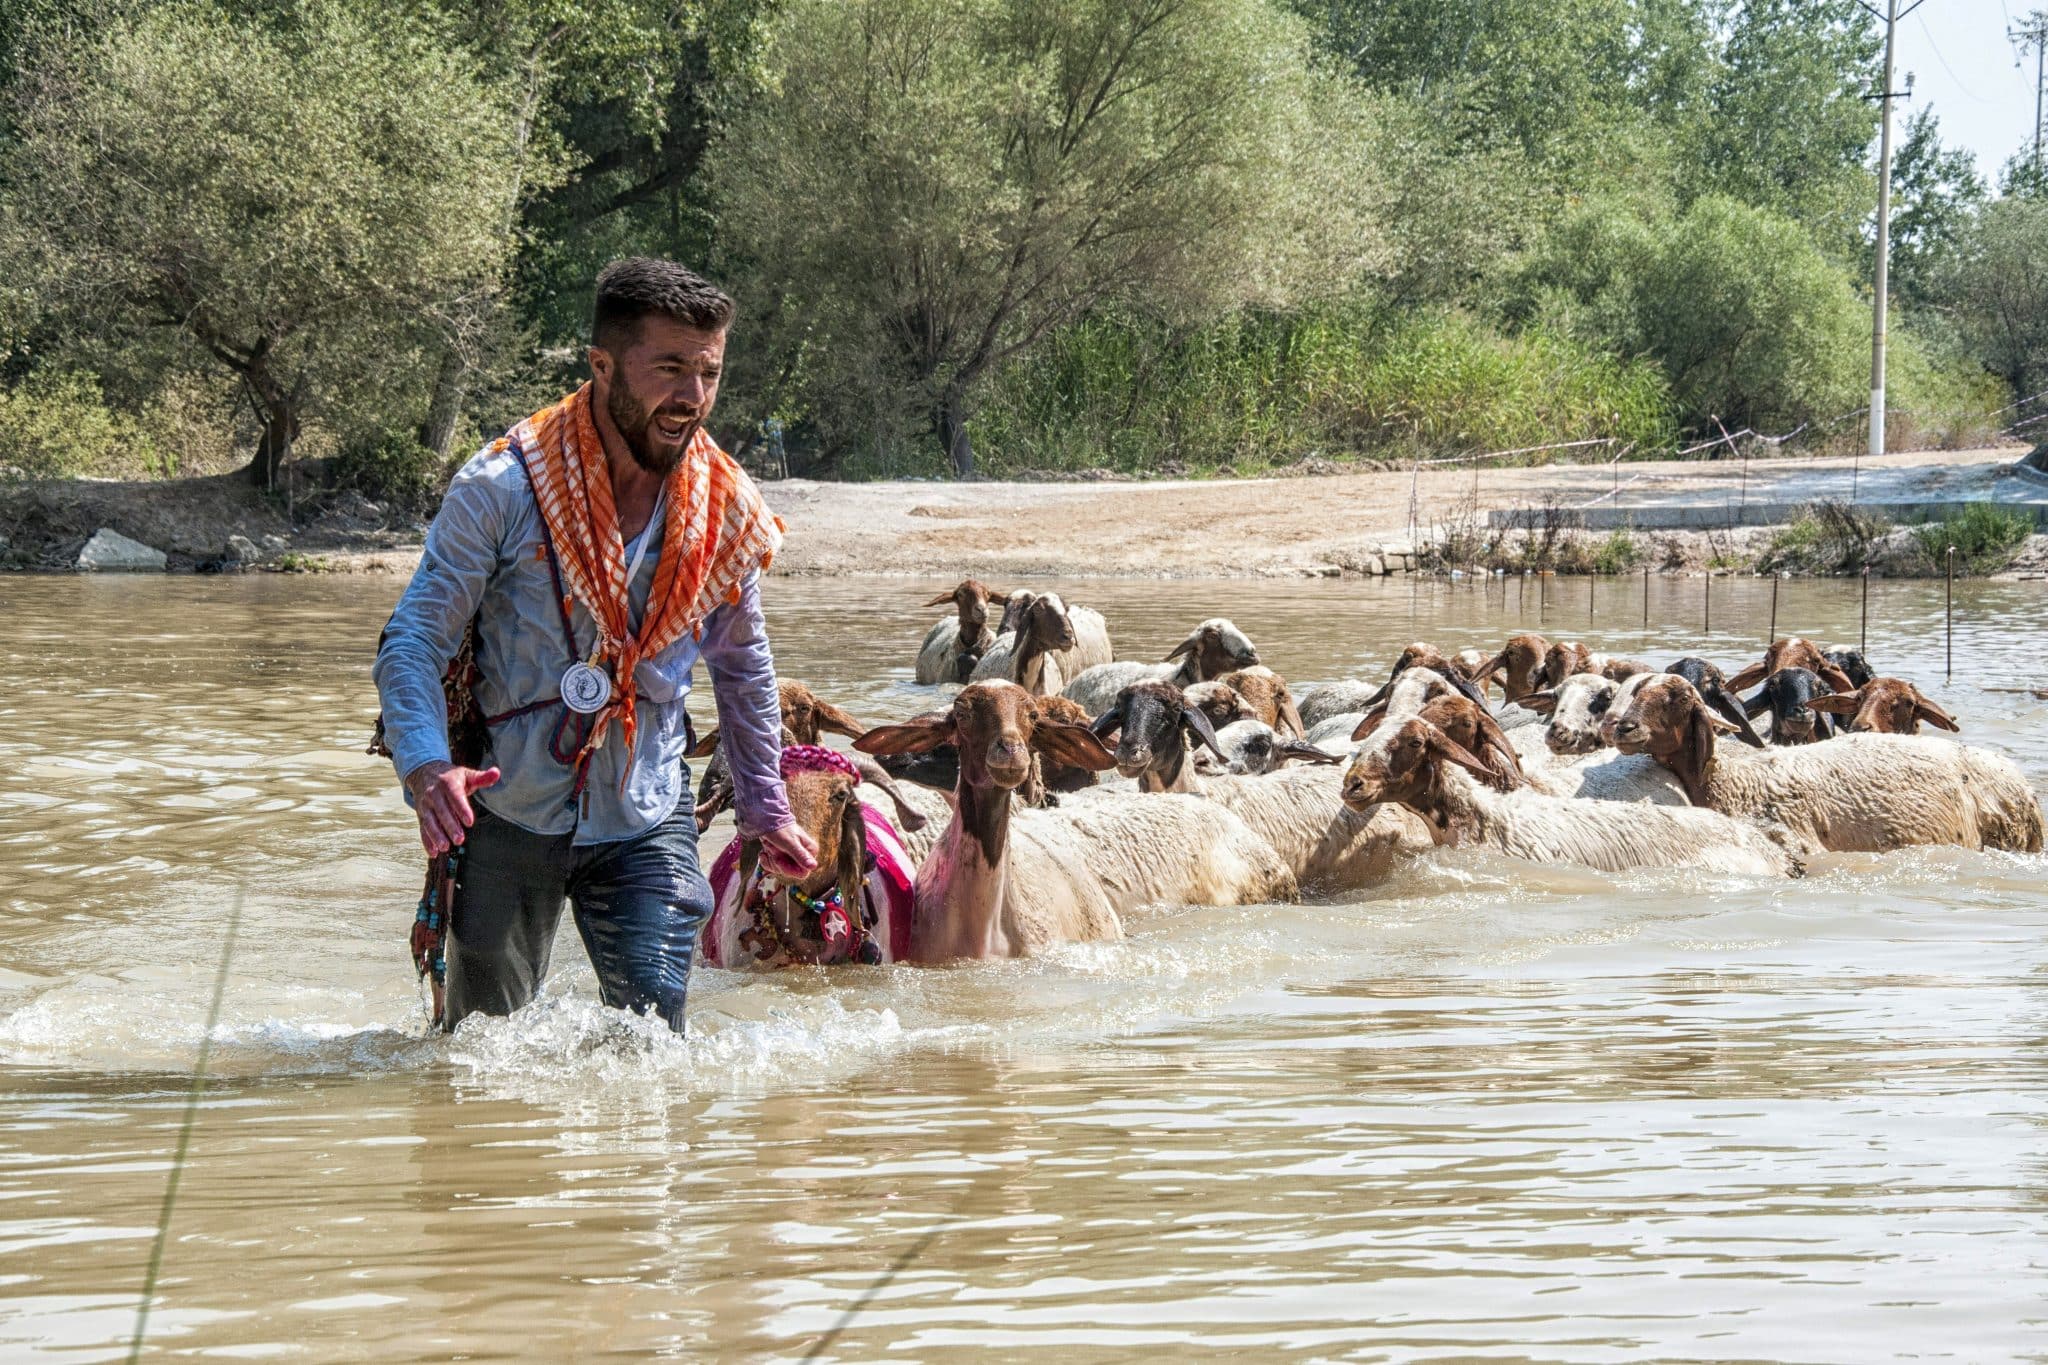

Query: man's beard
<box><xmin>606</xmin><ymin>381</ymin><xmax>698</xmax><ymax>476</ymax></box>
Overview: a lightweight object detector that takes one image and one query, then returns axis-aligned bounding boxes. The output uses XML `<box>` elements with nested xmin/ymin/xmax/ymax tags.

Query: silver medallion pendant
<box><xmin>559</xmin><ymin>661</ymin><xmax>613</xmax><ymax>714</ymax></box>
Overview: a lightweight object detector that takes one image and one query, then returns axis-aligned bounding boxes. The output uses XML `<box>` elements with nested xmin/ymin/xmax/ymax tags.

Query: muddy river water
<box><xmin>2</xmin><ymin>571</ymin><xmax>2047</xmax><ymax>1362</ymax></box>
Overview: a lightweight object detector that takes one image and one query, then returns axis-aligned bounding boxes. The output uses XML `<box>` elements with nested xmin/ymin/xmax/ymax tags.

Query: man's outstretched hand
<box><xmin>405</xmin><ymin>760</ymin><xmax>501</xmax><ymax>856</ymax></box>
<box><xmin>758</xmin><ymin>821</ymin><xmax>820</xmax><ymax>881</ymax></box>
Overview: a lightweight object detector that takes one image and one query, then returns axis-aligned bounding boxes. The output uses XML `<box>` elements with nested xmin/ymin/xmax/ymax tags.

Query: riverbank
<box><xmin>4</xmin><ymin>444</ymin><xmax>2043</xmax><ymax>579</ymax></box>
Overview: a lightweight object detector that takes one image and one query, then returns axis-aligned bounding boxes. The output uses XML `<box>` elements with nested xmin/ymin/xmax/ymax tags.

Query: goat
<box><xmin>1810</xmin><ymin>677</ymin><xmax>1960</xmax><ymax>735</ymax></box>
<box><xmin>1338</xmin><ymin>717</ymin><xmax>1801</xmax><ymax>877</ymax></box>
<box><xmin>913</xmin><ymin>579</ymin><xmax>1011</xmax><ymax>684</ymax></box>
<box><xmin>1726</xmin><ymin>637</ymin><xmax>1858</xmax><ymax>693</ymax></box>
<box><xmin>1605</xmin><ymin>674</ymin><xmax>2044</xmax><ymax>853</ymax></box>
<box><xmin>1743</xmin><ymin>666</ymin><xmax>1836</xmax><ymax>744</ymax></box>
<box><xmin>1092</xmin><ymin>680</ymin><xmax>1430</xmax><ymax>891</ymax></box>
<box><xmin>854</xmin><ymin>683</ymin><xmax>1295</xmax><ymax>959</ymax></box>
<box><xmin>1062</xmin><ymin>618</ymin><xmax>1260</xmax><ymax>716</ymax></box>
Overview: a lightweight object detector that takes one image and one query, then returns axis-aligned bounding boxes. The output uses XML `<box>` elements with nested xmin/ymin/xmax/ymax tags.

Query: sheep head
<box><xmin>922</xmin><ymin>579</ymin><xmax>1009</xmax><ymax>636</ymax></box>
<box><xmin>1091</xmin><ymin>679</ymin><xmax>1227</xmax><ymax>784</ymax></box>
<box><xmin>855</xmin><ymin>682</ymin><xmax>1114</xmax><ymax>794</ymax></box>
<box><xmin>1217</xmin><ymin>665</ymin><xmax>1306</xmax><ymax>737</ymax></box>
<box><xmin>1183</xmin><ymin>681</ymin><xmax>1258</xmax><ymax>732</ymax></box>
<box><xmin>1165</xmin><ymin>618</ymin><xmax>1260</xmax><ymax>680</ymax></box>
<box><xmin>1810</xmin><ymin>677</ymin><xmax>1959</xmax><ymax>735</ymax></box>
<box><xmin>1353</xmin><ymin>694</ymin><xmax>1522</xmax><ymax>792</ymax></box>
<box><xmin>1471</xmin><ymin>633</ymin><xmax>1550</xmax><ymax>702</ymax></box>
<box><xmin>1743</xmin><ymin>667</ymin><xmax>1834</xmax><ymax>744</ymax></box>
<box><xmin>1340</xmin><ymin>717</ymin><xmax>1498</xmax><ymax>829</ymax></box>
<box><xmin>1539</xmin><ymin>640</ymin><xmax>1596</xmax><ymax>690</ymax></box>
<box><xmin>1603</xmin><ymin>674</ymin><xmax>1739</xmax><ymax>807</ymax></box>
<box><xmin>1668</xmin><ymin>657</ymin><xmax>1768</xmax><ymax>749</ymax></box>
<box><xmin>1727</xmin><ymin>637</ymin><xmax>1857</xmax><ymax>694</ymax></box>
<box><xmin>779</xmin><ymin>681</ymin><xmax>868</xmax><ymax>745</ymax></box>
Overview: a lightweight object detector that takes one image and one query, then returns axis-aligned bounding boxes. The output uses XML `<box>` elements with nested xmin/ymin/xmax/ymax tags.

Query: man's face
<box><xmin>590</xmin><ymin>315</ymin><xmax>726</xmax><ymax>475</ymax></box>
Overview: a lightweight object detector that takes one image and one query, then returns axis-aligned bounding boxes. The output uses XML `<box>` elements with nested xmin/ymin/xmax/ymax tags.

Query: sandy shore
<box><xmin>4</xmin><ymin>445</ymin><xmax>2032</xmax><ymax>579</ymax></box>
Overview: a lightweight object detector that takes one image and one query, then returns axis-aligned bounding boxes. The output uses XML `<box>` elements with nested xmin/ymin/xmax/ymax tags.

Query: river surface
<box><xmin>2</xmin><ymin>571</ymin><xmax>2046</xmax><ymax>1362</ymax></box>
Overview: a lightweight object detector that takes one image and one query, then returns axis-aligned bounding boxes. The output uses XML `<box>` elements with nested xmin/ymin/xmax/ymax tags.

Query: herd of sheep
<box><xmin>692</xmin><ymin>580</ymin><xmax>2044</xmax><ymax>968</ymax></box>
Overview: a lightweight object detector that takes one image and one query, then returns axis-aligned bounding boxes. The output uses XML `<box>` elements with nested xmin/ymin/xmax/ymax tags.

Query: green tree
<box><xmin>1883</xmin><ymin>109</ymin><xmax>1985</xmax><ymax>309</ymax></box>
<box><xmin>1943</xmin><ymin>196</ymin><xmax>2048</xmax><ymax>399</ymax></box>
<box><xmin>713</xmin><ymin>0</ymin><xmax>1378</xmax><ymax>476</ymax></box>
<box><xmin>2</xmin><ymin>1</ymin><xmax>522</xmax><ymax>484</ymax></box>
<box><xmin>1690</xmin><ymin>0</ymin><xmax>1879</xmax><ymax>241</ymax></box>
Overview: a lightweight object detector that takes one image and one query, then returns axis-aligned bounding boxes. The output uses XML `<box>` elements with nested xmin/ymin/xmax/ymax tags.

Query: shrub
<box><xmin>0</xmin><ymin>370</ymin><xmax>162</xmax><ymax>480</ymax></box>
<box><xmin>333</xmin><ymin>428</ymin><xmax>443</xmax><ymax>513</ymax></box>
<box><xmin>1913</xmin><ymin>502</ymin><xmax>2033</xmax><ymax>575</ymax></box>
<box><xmin>1759</xmin><ymin>501</ymin><xmax>1891</xmax><ymax>574</ymax></box>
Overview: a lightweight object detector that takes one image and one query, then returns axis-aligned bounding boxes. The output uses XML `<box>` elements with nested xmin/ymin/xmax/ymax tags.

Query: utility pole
<box><xmin>1859</xmin><ymin>0</ymin><xmax>1924</xmax><ymax>469</ymax></box>
<box><xmin>2015</xmin><ymin>12</ymin><xmax>2048</xmax><ymax>175</ymax></box>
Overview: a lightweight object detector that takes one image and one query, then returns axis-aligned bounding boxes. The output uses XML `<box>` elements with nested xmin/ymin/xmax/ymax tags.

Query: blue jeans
<box><xmin>443</xmin><ymin>788</ymin><xmax>711</xmax><ymax>1033</ymax></box>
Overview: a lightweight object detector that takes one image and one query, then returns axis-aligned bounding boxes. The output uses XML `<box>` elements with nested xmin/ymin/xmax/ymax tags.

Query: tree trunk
<box><xmin>939</xmin><ymin>391</ymin><xmax>975</xmax><ymax>479</ymax></box>
<box><xmin>240</xmin><ymin>361</ymin><xmax>300</xmax><ymax>488</ymax></box>
<box><xmin>419</xmin><ymin>347</ymin><xmax>469</xmax><ymax>460</ymax></box>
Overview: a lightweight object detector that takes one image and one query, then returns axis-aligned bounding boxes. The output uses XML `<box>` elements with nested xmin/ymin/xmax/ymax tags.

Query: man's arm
<box><xmin>373</xmin><ymin>467</ymin><xmax>506</xmax><ymax>853</ymax></box>
<box><xmin>698</xmin><ymin>572</ymin><xmax>794</xmax><ymax>841</ymax></box>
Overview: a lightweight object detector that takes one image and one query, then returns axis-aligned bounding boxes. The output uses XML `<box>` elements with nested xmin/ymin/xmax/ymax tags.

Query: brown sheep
<box><xmin>1810</xmin><ymin>677</ymin><xmax>1960</xmax><ymax>735</ymax></box>
<box><xmin>1217</xmin><ymin>665</ymin><xmax>1306</xmax><ymax>737</ymax></box>
<box><xmin>1726</xmin><ymin>637</ymin><xmax>1858</xmax><ymax>694</ymax></box>
<box><xmin>1470</xmin><ymin>633</ymin><xmax>1550</xmax><ymax>703</ymax></box>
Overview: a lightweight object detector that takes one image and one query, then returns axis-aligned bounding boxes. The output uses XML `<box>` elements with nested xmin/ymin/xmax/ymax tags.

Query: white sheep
<box><xmin>1092</xmin><ymin>679</ymin><xmax>1432</xmax><ymax>891</ymax></box>
<box><xmin>1062</xmin><ymin>618</ymin><xmax>1260</xmax><ymax>717</ymax></box>
<box><xmin>1606</xmin><ymin>674</ymin><xmax>2046</xmax><ymax>854</ymax></box>
<box><xmin>853</xmin><ymin>682</ymin><xmax>1295</xmax><ymax>960</ymax></box>
<box><xmin>1342</xmin><ymin>716</ymin><xmax>1802</xmax><ymax>878</ymax></box>
<box><xmin>969</xmin><ymin>591</ymin><xmax>1112</xmax><ymax>697</ymax></box>
<box><xmin>913</xmin><ymin>579</ymin><xmax>1008</xmax><ymax>685</ymax></box>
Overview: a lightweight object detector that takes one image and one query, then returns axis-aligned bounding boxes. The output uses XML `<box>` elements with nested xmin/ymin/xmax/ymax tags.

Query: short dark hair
<box><xmin>592</xmin><ymin>257</ymin><xmax>735</xmax><ymax>352</ymax></box>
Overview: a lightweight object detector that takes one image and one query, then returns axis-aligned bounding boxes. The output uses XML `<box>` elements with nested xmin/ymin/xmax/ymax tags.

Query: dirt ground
<box><xmin>2</xmin><ymin>445</ymin><xmax>2033</xmax><ymax>578</ymax></box>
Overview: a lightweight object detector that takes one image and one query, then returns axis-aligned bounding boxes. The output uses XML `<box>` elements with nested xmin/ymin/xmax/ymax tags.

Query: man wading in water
<box><xmin>374</xmin><ymin>258</ymin><xmax>816</xmax><ymax>1031</ymax></box>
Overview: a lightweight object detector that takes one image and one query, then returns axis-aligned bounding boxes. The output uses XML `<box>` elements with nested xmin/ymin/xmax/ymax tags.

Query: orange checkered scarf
<box><xmin>501</xmin><ymin>383</ymin><xmax>782</xmax><ymax>764</ymax></box>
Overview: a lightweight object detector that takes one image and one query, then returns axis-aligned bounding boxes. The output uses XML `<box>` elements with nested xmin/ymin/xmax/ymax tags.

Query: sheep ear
<box><xmin>1705</xmin><ymin>685</ymin><xmax>1770</xmax><ymax>747</ymax></box>
<box><xmin>836</xmin><ymin>798</ymin><xmax>868</xmax><ymax>922</ymax></box>
<box><xmin>922</xmin><ymin>591</ymin><xmax>956</xmax><ymax>607</ymax></box>
<box><xmin>1274</xmin><ymin>688</ymin><xmax>1306</xmax><ymax>739</ymax></box>
<box><xmin>853</xmin><ymin>756</ymin><xmax>930</xmax><ymax>833</ymax></box>
<box><xmin>1425</xmin><ymin>726</ymin><xmax>1497</xmax><ymax>785</ymax></box>
<box><xmin>1726</xmin><ymin>661</ymin><xmax>1768</xmax><ymax>691</ymax></box>
<box><xmin>811</xmin><ymin>699</ymin><xmax>868</xmax><ymax>740</ymax></box>
<box><xmin>1163</xmin><ymin>633</ymin><xmax>1198</xmax><ymax>663</ymax></box>
<box><xmin>1275</xmin><ymin>740</ymin><xmax>1341</xmax><ymax>767</ymax></box>
<box><xmin>687</xmin><ymin>726</ymin><xmax>722</xmax><ymax>759</ymax></box>
<box><xmin>1675</xmin><ymin>702</ymin><xmax>1719</xmax><ymax>805</ymax></box>
<box><xmin>1350</xmin><ymin>703</ymin><xmax>1390</xmax><ymax>743</ymax></box>
<box><xmin>1090</xmin><ymin>699</ymin><xmax>1126</xmax><ymax>740</ymax></box>
<box><xmin>1178</xmin><ymin>701</ymin><xmax>1228</xmax><ymax>762</ymax></box>
<box><xmin>695</xmin><ymin>777</ymin><xmax>734</xmax><ymax>831</ymax></box>
<box><xmin>1031</xmin><ymin>721</ymin><xmax>1118</xmax><ymax>772</ymax></box>
<box><xmin>1469</xmin><ymin>649</ymin><xmax>1507</xmax><ymax>681</ymax></box>
<box><xmin>1809</xmin><ymin>691</ymin><xmax>1862</xmax><ymax>715</ymax></box>
<box><xmin>1915</xmin><ymin>695</ymin><xmax>1961</xmax><ymax>731</ymax></box>
<box><xmin>1701</xmin><ymin>710</ymin><xmax>1740</xmax><ymax>735</ymax></box>
<box><xmin>1472</xmin><ymin>711</ymin><xmax>1525</xmax><ymax>791</ymax></box>
<box><xmin>1520</xmin><ymin>690</ymin><xmax>1559</xmax><ymax>716</ymax></box>
<box><xmin>1741</xmin><ymin>688</ymin><xmax>1771</xmax><ymax>718</ymax></box>
<box><xmin>1359</xmin><ymin>678</ymin><xmax>1394</xmax><ymax>709</ymax></box>
<box><xmin>1818</xmin><ymin>663</ymin><xmax>1859</xmax><ymax>694</ymax></box>
<box><xmin>853</xmin><ymin>713</ymin><xmax>954</xmax><ymax>757</ymax></box>
<box><xmin>1448</xmin><ymin>670</ymin><xmax>1491</xmax><ymax>710</ymax></box>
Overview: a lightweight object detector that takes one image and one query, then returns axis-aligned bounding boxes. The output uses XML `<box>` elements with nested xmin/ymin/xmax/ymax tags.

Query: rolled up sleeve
<box><xmin>373</xmin><ymin>470</ymin><xmax>505</xmax><ymax>785</ymax></box>
<box><xmin>698</xmin><ymin>571</ymin><xmax>791</xmax><ymax>839</ymax></box>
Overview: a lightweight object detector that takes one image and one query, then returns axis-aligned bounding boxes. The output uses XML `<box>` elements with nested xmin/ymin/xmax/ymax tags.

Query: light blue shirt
<box><xmin>373</xmin><ymin>438</ymin><xmax>791</xmax><ymax>845</ymax></box>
